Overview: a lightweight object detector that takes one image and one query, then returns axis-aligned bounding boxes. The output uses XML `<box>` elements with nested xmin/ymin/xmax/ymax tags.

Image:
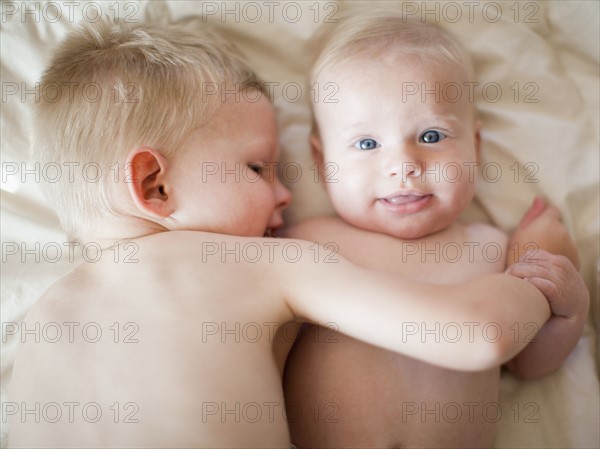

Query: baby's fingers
<box><xmin>505</xmin><ymin>250</ymin><xmax>552</xmax><ymax>282</ymax></box>
<box><xmin>506</xmin><ymin>253</ymin><xmax>574</xmax><ymax>316</ymax></box>
<box><xmin>519</xmin><ymin>277</ymin><xmax>561</xmax><ymax>309</ymax></box>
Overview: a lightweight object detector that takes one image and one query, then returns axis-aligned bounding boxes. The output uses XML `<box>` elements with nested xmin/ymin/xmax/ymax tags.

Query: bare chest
<box><xmin>328</xmin><ymin>224</ymin><xmax>506</xmax><ymax>284</ymax></box>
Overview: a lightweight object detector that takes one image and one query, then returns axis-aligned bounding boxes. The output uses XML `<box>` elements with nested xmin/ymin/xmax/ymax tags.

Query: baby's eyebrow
<box><xmin>334</xmin><ymin>120</ymin><xmax>371</xmax><ymax>137</ymax></box>
<box><xmin>420</xmin><ymin>113</ymin><xmax>462</xmax><ymax>128</ymax></box>
<box><xmin>437</xmin><ymin>114</ymin><xmax>460</xmax><ymax>124</ymax></box>
<box><xmin>334</xmin><ymin>127</ymin><xmax>363</xmax><ymax>141</ymax></box>
<box><xmin>346</xmin><ymin>120</ymin><xmax>369</xmax><ymax>128</ymax></box>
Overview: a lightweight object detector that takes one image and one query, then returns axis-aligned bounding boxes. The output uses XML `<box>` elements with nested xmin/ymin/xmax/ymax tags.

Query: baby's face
<box><xmin>168</xmin><ymin>94</ymin><xmax>291</xmax><ymax>237</ymax></box>
<box><xmin>314</xmin><ymin>53</ymin><xmax>479</xmax><ymax>239</ymax></box>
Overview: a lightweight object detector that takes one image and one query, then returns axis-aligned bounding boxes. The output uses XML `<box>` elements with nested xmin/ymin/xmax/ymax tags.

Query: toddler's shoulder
<box><xmin>284</xmin><ymin>216</ymin><xmax>351</xmax><ymax>242</ymax></box>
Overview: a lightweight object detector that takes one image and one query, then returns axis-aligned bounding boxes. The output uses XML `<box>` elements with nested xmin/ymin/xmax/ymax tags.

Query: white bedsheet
<box><xmin>1</xmin><ymin>1</ymin><xmax>598</xmax><ymax>447</ymax></box>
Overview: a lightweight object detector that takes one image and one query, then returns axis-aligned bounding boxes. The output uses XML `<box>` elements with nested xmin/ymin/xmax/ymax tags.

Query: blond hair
<box><xmin>35</xmin><ymin>20</ymin><xmax>265</xmax><ymax>241</ymax></box>
<box><xmin>309</xmin><ymin>12</ymin><xmax>473</xmax><ymax>133</ymax></box>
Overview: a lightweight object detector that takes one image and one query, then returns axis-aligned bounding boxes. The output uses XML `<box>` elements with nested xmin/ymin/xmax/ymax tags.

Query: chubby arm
<box><xmin>504</xmin><ymin>198</ymin><xmax>589</xmax><ymax>378</ymax></box>
<box><xmin>506</xmin><ymin>197</ymin><xmax>579</xmax><ymax>269</ymax></box>
<box><xmin>276</xmin><ymin>239</ymin><xmax>550</xmax><ymax>372</ymax></box>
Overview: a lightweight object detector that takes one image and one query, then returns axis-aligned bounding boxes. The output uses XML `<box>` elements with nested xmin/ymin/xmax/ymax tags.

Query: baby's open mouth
<box><xmin>383</xmin><ymin>194</ymin><xmax>430</xmax><ymax>205</ymax></box>
<box><xmin>378</xmin><ymin>192</ymin><xmax>433</xmax><ymax>213</ymax></box>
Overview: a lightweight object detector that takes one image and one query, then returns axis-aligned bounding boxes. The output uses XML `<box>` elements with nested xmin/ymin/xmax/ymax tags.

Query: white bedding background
<box><xmin>1</xmin><ymin>1</ymin><xmax>598</xmax><ymax>447</ymax></box>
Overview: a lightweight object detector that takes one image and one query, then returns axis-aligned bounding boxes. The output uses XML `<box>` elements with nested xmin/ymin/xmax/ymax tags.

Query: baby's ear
<box><xmin>126</xmin><ymin>147</ymin><xmax>174</xmax><ymax>219</ymax></box>
<box><xmin>310</xmin><ymin>133</ymin><xmax>324</xmax><ymax>165</ymax></box>
<box><xmin>310</xmin><ymin>134</ymin><xmax>327</xmax><ymax>185</ymax></box>
<box><xmin>474</xmin><ymin>119</ymin><xmax>482</xmax><ymax>162</ymax></box>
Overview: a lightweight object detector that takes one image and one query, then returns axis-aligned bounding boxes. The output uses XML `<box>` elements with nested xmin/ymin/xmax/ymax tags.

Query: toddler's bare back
<box><xmin>9</xmin><ymin>231</ymin><xmax>297</xmax><ymax>448</ymax></box>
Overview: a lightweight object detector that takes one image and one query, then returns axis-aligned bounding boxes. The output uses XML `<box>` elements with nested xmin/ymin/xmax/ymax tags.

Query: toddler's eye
<box><xmin>355</xmin><ymin>138</ymin><xmax>380</xmax><ymax>150</ymax></box>
<box><xmin>248</xmin><ymin>163</ymin><xmax>263</xmax><ymax>175</ymax></box>
<box><xmin>420</xmin><ymin>130</ymin><xmax>446</xmax><ymax>143</ymax></box>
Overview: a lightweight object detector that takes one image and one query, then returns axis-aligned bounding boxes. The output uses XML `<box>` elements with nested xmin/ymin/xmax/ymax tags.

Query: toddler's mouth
<box><xmin>264</xmin><ymin>225</ymin><xmax>283</xmax><ymax>238</ymax></box>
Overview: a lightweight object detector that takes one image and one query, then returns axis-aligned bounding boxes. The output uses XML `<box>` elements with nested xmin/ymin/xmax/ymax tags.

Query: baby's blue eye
<box><xmin>355</xmin><ymin>138</ymin><xmax>379</xmax><ymax>150</ymax></box>
<box><xmin>420</xmin><ymin>130</ymin><xmax>446</xmax><ymax>143</ymax></box>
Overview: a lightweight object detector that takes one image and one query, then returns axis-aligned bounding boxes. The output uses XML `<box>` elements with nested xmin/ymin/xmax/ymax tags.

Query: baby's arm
<box><xmin>504</xmin><ymin>199</ymin><xmax>589</xmax><ymax>378</ymax></box>
<box><xmin>506</xmin><ymin>197</ymin><xmax>579</xmax><ymax>268</ymax></box>
<box><xmin>275</xmin><ymin>240</ymin><xmax>550</xmax><ymax>372</ymax></box>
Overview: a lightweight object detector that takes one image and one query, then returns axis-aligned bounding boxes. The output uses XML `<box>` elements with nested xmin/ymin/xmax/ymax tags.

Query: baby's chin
<box><xmin>344</xmin><ymin>215</ymin><xmax>448</xmax><ymax>241</ymax></box>
<box><xmin>379</xmin><ymin>225</ymin><xmax>441</xmax><ymax>241</ymax></box>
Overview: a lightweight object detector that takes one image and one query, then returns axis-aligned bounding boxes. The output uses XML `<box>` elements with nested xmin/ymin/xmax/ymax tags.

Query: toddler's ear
<box><xmin>126</xmin><ymin>147</ymin><xmax>174</xmax><ymax>219</ymax></box>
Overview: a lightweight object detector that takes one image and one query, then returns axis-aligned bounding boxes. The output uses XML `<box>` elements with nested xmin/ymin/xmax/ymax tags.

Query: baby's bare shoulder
<box><xmin>462</xmin><ymin>222</ymin><xmax>508</xmax><ymax>247</ymax></box>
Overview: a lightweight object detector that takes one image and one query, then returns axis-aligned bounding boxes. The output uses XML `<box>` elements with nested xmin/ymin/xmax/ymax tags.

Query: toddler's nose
<box><xmin>275</xmin><ymin>178</ymin><xmax>292</xmax><ymax>211</ymax></box>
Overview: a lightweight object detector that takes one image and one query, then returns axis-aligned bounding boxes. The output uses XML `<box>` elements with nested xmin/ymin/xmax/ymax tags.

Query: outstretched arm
<box><xmin>277</xmin><ymin>240</ymin><xmax>550</xmax><ymax>372</ymax></box>
<box><xmin>504</xmin><ymin>198</ymin><xmax>589</xmax><ymax>378</ymax></box>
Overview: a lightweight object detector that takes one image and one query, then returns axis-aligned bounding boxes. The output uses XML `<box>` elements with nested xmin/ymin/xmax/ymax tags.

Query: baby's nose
<box><xmin>385</xmin><ymin>145</ymin><xmax>423</xmax><ymax>180</ymax></box>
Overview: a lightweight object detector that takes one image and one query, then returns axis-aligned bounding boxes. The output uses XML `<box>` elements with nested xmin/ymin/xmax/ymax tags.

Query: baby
<box><xmin>284</xmin><ymin>14</ymin><xmax>589</xmax><ymax>449</ymax></box>
<box><xmin>6</xmin><ymin>20</ymin><xmax>581</xmax><ymax>449</ymax></box>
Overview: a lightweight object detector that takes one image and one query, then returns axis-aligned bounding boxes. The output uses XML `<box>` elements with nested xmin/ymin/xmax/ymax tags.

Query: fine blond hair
<box><xmin>309</xmin><ymin>12</ymin><xmax>474</xmax><ymax>133</ymax></box>
<box><xmin>35</xmin><ymin>20</ymin><xmax>265</xmax><ymax>241</ymax></box>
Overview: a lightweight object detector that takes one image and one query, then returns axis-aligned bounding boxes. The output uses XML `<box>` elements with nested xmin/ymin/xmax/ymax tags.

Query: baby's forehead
<box><xmin>318</xmin><ymin>49</ymin><xmax>474</xmax><ymax>107</ymax></box>
<box><xmin>322</xmin><ymin>48</ymin><xmax>468</xmax><ymax>82</ymax></box>
<box><xmin>314</xmin><ymin>54</ymin><xmax>477</xmax><ymax>123</ymax></box>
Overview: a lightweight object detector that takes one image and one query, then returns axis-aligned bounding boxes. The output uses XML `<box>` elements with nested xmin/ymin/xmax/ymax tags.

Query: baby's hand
<box><xmin>504</xmin><ymin>249</ymin><xmax>589</xmax><ymax>378</ymax></box>
<box><xmin>506</xmin><ymin>249</ymin><xmax>589</xmax><ymax>321</ymax></box>
<box><xmin>507</xmin><ymin>197</ymin><xmax>579</xmax><ymax>269</ymax></box>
